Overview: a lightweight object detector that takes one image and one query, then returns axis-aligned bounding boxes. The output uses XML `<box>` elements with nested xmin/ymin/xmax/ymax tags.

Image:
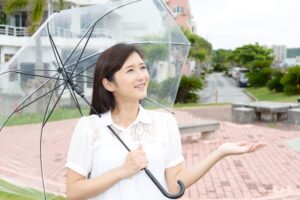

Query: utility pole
<box><xmin>48</xmin><ymin>0</ymin><xmax>53</xmax><ymax>18</ymax></box>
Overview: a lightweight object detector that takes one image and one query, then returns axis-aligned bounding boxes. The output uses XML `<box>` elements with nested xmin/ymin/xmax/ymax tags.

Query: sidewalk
<box><xmin>0</xmin><ymin>105</ymin><xmax>300</xmax><ymax>199</ymax></box>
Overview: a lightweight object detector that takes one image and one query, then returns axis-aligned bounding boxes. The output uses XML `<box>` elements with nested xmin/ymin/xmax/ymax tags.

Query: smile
<box><xmin>134</xmin><ymin>83</ymin><xmax>146</xmax><ymax>88</ymax></box>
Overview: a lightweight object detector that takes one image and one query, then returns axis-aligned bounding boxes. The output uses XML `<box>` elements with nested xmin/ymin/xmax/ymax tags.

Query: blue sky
<box><xmin>189</xmin><ymin>0</ymin><xmax>300</xmax><ymax>50</ymax></box>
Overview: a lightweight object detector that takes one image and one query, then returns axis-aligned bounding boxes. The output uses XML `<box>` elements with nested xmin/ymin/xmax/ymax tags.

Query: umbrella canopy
<box><xmin>0</xmin><ymin>0</ymin><xmax>190</xmax><ymax>199</ymax></box>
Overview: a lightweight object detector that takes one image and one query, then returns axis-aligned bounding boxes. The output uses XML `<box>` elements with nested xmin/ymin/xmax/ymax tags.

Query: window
<box><xmin>173</xmin><ymin>6</ymin><xmax>184</xmax><ymax>14</ymax></box>
<box><xmin>5</xmin><ymin>54</ymin><xmax>14</xmax><ymax>62</ymax></box>
<box><xmin>20</xmin><ymin>63</ymin><xmax>34</xmax><ymax>85</ymax></box>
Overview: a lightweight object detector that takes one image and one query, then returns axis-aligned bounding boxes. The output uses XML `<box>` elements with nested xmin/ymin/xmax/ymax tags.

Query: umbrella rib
<box><xmin>14</xmin><ymin>81</ymin><xmax>66</xmax><ymax>113</ymax></box>
<box><xmin>47</xmin><ymin>24</ymin><xmax>64</xmax><ymax>71</ymax></box>
<box><xmin>64</xmin><ymin>51</ymin><xmax>99</xmax><ymax>70</ymax></box>
<box><xmin>38</xmin><ymin>74</ymin><xmax>74</xmax><ymax>200</ymax></box>
<box><xmin>70</xmin><ymin>63</ymin><xmax>95</xmax><ymax>80</ymax></box>
<box><xmin>60</xmin><ymin>41</ymin><xmax>190</xmax><ymax>76</ymax></box>
<box><xmin>47</xmin><ymin>25</ymin><xmax>87</xmax><ymax>118</ymax></box>
<box><xmin>66</xmin><ymin>84</ymin><xmax>83</xmax><ymax>116</ymax></box>
<box><xmin>56</xmin><ymin>0</ymin><xmax>142</xmax><ymax>73</ymax></box>
<box><xmin>42</xmin><ymin>79</ymin><xmax>71</xmax><ymax>124</ymax></box>
<box><xmin>39</xmin><ymin>74</ymin><xmax>64</xmax><ymax>200</ymax></box>
<box><xmin>42</xmin><ymin>74</ymin><xmax>63</xmax><ymax>124</ymax></box>
<box><xmin>66</xmin><ymin>71</ymin><xmax>94</xmax><ymax>79</ymax></box>
<box><xmin>0</xmin><ymin>73</ymin><xmax>61</xmax><ymax>132</ymax></box>
<box><xmin>70</xmin><ymin>79</ymin><xmax>93</xmax><ymax>84</ymax></box>
<box><xmin>68</xmin><ymin>25</ymin><xmax>95</xmax><ymax>79</ymax></box>
<box><xmin>131</xmin><ymin>41</ymin><xmax>191</xmax><ymax>46</ymax></box>
<box><xmin>0</xmin><ymin>69</ymin><xmax>58</xmax><ymax>76</ymax></box>
<box><xmin>1</xmin><ymin>70</ymin><xmax>67</xmax><ymax>81</ymax></box>
<box><xmin>47</xmin><ymin>25</ymin><xmax>69</xmax><ymax>79</ymax></box>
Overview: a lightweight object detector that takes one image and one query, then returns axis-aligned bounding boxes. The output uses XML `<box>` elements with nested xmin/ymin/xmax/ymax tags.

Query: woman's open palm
<box><xmin>218</xmin><ymin>141</ymin><xmax>267</xmax><ymax>157</ymax></box>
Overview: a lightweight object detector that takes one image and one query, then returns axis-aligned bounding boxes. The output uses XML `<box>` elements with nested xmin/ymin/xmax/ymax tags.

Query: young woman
<box><xmin>66</xmin><ymin>43</ymin><xmax>266</xmax><ymax>200</ymax></box>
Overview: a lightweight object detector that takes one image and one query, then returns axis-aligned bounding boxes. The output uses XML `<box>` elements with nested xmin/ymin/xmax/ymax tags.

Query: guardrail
<box><xmin>0</xmin><ymin>24</ymin><xmax>115</xmax><ymax>39</ymax></box>
<box><xmin>0</xmin><ymin>24</ymin><xmax>28</xmax><ymax>37</ymax></box>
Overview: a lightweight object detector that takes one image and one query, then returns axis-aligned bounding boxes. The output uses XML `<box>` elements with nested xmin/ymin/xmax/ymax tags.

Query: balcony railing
<box><xmin>0</xmin><ymin>25</ymin><xmax>29</xmax><ymax>37</ymax></box>
<box><xmin>0</xmin><ymin>24</ymin><xmax>115</xmax><ymax>39</ymax></box>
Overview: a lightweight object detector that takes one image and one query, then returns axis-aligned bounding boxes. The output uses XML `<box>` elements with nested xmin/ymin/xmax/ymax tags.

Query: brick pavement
<box><xmin>0</xmin><ymin>105</ymin><xmax>299</xmax><ymax>199</ymax></box>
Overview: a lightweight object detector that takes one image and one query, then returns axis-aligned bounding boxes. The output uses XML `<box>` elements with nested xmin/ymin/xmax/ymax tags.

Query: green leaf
<box><xmin>31</xmin><ymin>0</ymin><xmax>46</xmax><ymax>24</ymax></box>
<box><xmin>4</xmin><ymin>0</ymin><xmax>28</xmax><ymax>15</ymax></box>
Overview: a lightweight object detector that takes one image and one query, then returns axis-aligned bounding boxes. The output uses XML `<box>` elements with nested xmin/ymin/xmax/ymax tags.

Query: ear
<box><xmin>102</xmin><ymin>78</ymin><xmax>115</xmax><ymax>92</ymax></box>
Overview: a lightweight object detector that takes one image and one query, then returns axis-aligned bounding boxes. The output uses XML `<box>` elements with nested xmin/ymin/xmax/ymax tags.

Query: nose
<box><xmin>136</xmin><ymin>68</ymin><xmax>148</xmax><ymax>80</ymax></box>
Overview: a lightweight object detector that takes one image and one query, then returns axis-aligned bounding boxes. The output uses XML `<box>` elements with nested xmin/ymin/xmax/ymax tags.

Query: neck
<box><xmin>111</xmin><ymin>100</ymin><xmax>140</xmax><ymax>128</ymax></box>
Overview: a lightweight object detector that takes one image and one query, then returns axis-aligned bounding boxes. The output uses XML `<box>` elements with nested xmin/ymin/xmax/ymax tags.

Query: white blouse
<box><xmin>66</xmin><ymin>105</ymin><xmax>184</xmax><ymax>200</ymax></box>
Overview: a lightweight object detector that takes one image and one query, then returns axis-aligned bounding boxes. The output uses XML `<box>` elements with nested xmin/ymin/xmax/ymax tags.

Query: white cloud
<box><xmin>189</xmin><ymin>0</ymin><xmax>300</xmax><ymax>49</ymax></box>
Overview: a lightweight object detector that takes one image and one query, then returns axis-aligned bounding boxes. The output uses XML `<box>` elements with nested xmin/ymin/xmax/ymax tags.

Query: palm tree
<box><xmin>4</xmin><ymin>0</ymin><xmax>65</xmax><ymax>33</ymax></box>
<box><xmin>4</xmin><ymin>0</ymin><xmax>65</xmax><ymax>111</ymax></box>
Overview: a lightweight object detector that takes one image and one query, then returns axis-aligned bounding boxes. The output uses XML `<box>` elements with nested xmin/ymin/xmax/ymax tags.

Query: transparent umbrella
<box><xmin>0</xmin><ymin>0</ymin><xmax>190</xmax><ymax>199</ymax></box>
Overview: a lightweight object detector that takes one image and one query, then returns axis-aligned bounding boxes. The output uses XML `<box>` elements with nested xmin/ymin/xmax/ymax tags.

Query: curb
<box><xmin>242</xmin><ymin>89</ymin><xmax>257</xmax><ymax>101</ymax></box>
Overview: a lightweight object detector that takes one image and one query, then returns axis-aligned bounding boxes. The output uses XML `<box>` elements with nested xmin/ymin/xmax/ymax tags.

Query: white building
<box><xmin>271</xmin><ymin>45</ymin><xmax>287</xmax><ymax>65</ymax></box>
<box><xmin>0</xmin><ymin>0</ymin><xmax>182</xmax><ymax>101</ymax></box>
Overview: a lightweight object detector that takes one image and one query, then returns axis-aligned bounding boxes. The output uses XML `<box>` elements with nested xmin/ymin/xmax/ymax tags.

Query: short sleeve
<box><xmin>66</xmin><ymin>117</ymin><xmax>93</xmax><ymax>177</ymax></box>
<box><xmin>164</xmin><ymin>113</ymin><xmax>184</xmax><ymax>168</ymax></box>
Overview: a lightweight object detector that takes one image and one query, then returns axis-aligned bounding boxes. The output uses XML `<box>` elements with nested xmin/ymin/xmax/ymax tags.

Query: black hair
<box><xmin>89</xmin><ymin>43</ymin><xmax>143</xmax><ymax>115</ymax></box>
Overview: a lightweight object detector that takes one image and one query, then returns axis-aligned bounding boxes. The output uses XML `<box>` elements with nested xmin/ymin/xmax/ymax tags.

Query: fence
<box><xmin>0</xmin><ymin>24</ymin><xmax>28</xmax><ymax>37</ymax></box>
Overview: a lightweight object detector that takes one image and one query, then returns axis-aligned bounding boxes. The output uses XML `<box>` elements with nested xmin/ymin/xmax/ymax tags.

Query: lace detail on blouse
<box><xmin>110</xmin><ymin>122</ymin><xmax>156</xmax><ymax>143</ymax></box>
<box><xmin>87</xmin><ymin>114</ymin><xmax>157</xmax><ymax>145</ymax></box>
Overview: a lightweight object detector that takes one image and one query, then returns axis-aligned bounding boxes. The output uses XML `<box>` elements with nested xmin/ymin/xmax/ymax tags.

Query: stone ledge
<box><xmin>178</xmin><ymin>121</ymin><xmax>220</xmax><ymax>140</ymax></box>
<box><xmin>288</xmin><ymin>108</ymin><xmax>300</xmax><ymax>125</ymax></box>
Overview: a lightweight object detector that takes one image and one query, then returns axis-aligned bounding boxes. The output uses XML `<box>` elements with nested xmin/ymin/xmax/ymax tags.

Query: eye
<box><xmin>127</xmin><ymin>69</ymin><xmax>134</xmax><ymax>73</ymax></box>
<box><xmin>141</xmin><ymin>66</ymin><xmax>147</xmax><ymax>70</ymax></box>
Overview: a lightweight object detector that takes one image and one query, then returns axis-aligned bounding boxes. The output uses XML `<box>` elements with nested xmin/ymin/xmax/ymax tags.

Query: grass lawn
<box><xmin>2</xmin><ymin>103</ymin><xmax>229</xmax><ymax>127</ymax></box>
<box><xmin>3</xmin><ymin>108</ymin><xmax>90</xmax><ymax>127</ymax></box>
<box><xmin>246</xmin><ymin>87</ymin><xmax>300</xmax><ymax>102</ymax></box>
<box><xmin>0</xmin><ymin>179</ymin><xmax>65</xmax><ymax>200</ymax></box>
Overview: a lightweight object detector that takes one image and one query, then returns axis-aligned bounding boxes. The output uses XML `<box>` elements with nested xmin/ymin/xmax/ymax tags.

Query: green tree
<box><xmin>4</xmin><ymin>0</ymin><xmax>65</xmax><ymax>33</ymax></box>
<box><xmin>182</xmin><ymin>28</ymin><xmax>212</xmax><ymax>71</ymax></box>
<box><xmin>4</xmin><ymin>0</ymin><xmax>65</xmax><ymax>112</ymax></box>
<box><xmin>267</xmin><ymin>69</ymin><xmax>285</xmax><ymax>92</ymax></box>
<box><xmin>175</xmin><ymin>75</ymin><xmax>203</xmax><ymax>103</ymax></box>
<box><xmin>232</xmin><ymin>43</ymin><xmax>274</xmax><ymax>68</ymax></box>
<box><xmin>212</xmin><ymin>49</ymin><xmax>233</xmax><ymax>72</ymax></box>
<box><xmin>281</xmin><ymin>66</ymin><xmax>300</xmax><ymax>95</ymax></box>
<box><xmin>232</xmin><ymin>43</ymin><xmax>274</xmax><ymax>87</ymax></box>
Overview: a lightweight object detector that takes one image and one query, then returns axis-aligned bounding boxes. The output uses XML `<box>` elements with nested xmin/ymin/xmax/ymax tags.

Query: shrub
<box><xmin>281</xmin><ymin>66</ymin><xmax>300</xmax><ymax>95</ymax></box>
<box><xmin>267</xmin><ymin>69</ymin><xmax>285</xmax><ymax>92</ymax></box>
<box><xmin>175</xmin><ymin>75</ymin><xmax>203</xmax><ymax>103</ymax></box>
<box><xmin>247</xmin><ymin>67</ymin><xmax>272</xmax><ymax>87</ymax></box>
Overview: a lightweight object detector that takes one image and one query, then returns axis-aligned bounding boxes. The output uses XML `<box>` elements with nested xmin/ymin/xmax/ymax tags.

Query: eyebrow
<box><xmin>125</xmin><ymin>63</ymin><xmax>145</xmax><ymax>69</ymax></box>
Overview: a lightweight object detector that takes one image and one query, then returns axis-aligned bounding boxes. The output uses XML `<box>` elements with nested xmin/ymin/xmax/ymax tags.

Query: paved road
<box><xmin>199</xmin><ymin>72</ymin><xmax>253</xmax><ymax>103</ymax></box>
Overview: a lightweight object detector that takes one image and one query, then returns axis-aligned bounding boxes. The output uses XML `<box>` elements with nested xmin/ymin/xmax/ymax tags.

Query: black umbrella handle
<box><xmin>144</xmin><ymin>168</ymin><xmax>185</xmax><ymax>199</ymax></box>
<box><xmin>106</xmin><ymin>125</ymin><xmax>185</xmax><ymax>199</ymax></box>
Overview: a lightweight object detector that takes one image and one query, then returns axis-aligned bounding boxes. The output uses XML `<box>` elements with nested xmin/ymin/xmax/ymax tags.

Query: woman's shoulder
<box><xmin>75</xmin><ymin>114</ymin><xmax>104</xmax><ymax>129</ymax></box>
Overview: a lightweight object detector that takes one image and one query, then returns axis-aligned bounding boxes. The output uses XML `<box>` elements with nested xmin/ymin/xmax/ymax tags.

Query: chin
<box><xmin>136</xmin><ymin>92</ymin><xmax>147</xmax><ymax>100</ymax></box>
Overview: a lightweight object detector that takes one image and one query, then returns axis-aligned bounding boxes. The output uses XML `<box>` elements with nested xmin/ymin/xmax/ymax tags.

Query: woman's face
<box><xmin>105</xmin><ymin>52</ymin><xmax>149</xmax><ymax>102</ymax></box>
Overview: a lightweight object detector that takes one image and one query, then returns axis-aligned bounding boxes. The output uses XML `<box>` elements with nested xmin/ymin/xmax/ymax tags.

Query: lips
<box><xmin>134</xmin><ymin>83</ymin><xmax>146</xmax><ymax>88</ymax></box>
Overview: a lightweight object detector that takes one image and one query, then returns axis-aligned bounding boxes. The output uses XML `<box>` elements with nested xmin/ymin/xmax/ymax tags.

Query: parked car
<box><xmin>231</xmin><ymin>67</ymin><xmax>241</xmax><ymax>80</ymax></box>
<box><xmin>227</xmin><ymin>67</ymin><xmax>234</xmax><ymax>77</ymax></box>
<box><xmin>238</xmin><ymin>71</ymin><xmax>249</xmax><ymax>87</ymax></box>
